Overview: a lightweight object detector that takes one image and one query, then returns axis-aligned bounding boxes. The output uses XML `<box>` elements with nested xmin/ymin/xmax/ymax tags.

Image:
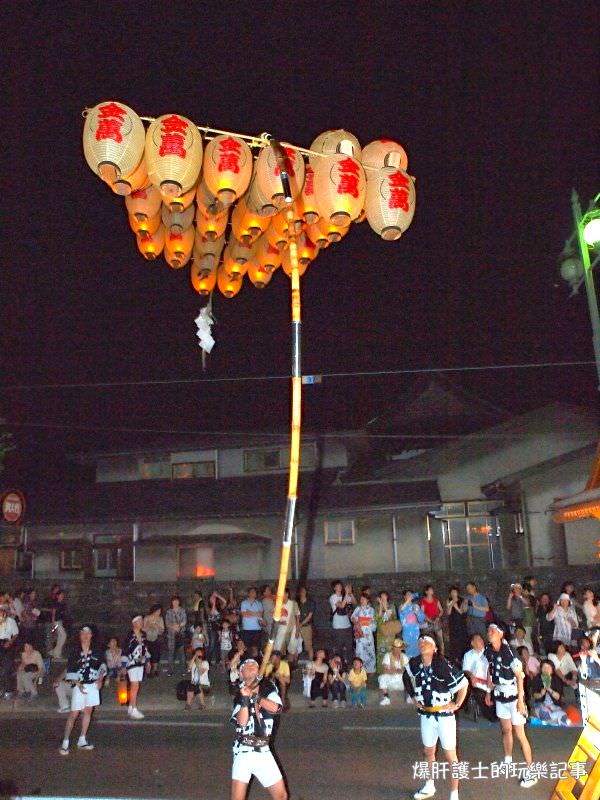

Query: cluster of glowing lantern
<box><xmin>83</xmin><ymin>102</ymin><xmax>416</xmax><ymax>299</ymax></box>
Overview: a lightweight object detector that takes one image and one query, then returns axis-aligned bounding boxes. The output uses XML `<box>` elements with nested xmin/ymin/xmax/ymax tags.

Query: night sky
<box><xmin>1</xmin><ymin>3</ymin><xmax>599</xmax><ymax>480</ymax></box>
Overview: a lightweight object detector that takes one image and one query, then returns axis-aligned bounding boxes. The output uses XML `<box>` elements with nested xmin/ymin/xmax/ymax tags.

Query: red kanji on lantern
<box><xmin>336</xmin><ymin>158</ymin><xmax>361</xmax><ymax>198</ymax></box>
<box><xmin>274</xmin><ymin>147</ymin><xmax>296</xmax><ymax>177</ymax></box>
<box><xmin>304</xmin><ymin>166</ymin><xmax>315</xmax><ymax>194</ymax></box>
<box><xmin>131</xmin><ymin>189</ymin><xmax>148</xmax><ymax>199</ymax></box>
<box><xmin>95</xmin><ymin>102</ymin><xmax>127</xmax><ymax>143</ymax></box>
<box><xmin>159</xmin><ymin>115</ymin><xmax>188</xmax><ymax>158</ymax></box>
<box><xmin>218</xmin><ymin>137</ymin><xmax>242</xmax><ymax>173</ymax></box>
<box><xmin>169</xmin><ymin>232</ymin><xmax>183</xmax><ymax>241</ymax></box>
<box><xmin>388</xmin><ymin>171</ymin><xmax>410</xmax><ymax>211</ymax></box>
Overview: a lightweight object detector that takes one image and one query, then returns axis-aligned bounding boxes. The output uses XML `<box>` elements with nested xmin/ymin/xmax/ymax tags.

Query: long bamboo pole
<box><xmin>260</xmin><ymin>145</ymin><xmax>302</xmax><ymax>676</ymax></box>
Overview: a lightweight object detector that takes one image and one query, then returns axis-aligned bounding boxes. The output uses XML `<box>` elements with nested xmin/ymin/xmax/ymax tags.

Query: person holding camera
<box><xmin>329</xmin><ymin>580</ymin><xmax>355</xmax><ymax>664</ymax></box>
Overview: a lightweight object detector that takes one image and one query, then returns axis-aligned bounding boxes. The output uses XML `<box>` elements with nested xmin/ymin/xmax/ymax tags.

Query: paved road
<box><xmin>0</xmin><ymin>705</ymin><xmax>580</xmax><ymax>800</ymax></box>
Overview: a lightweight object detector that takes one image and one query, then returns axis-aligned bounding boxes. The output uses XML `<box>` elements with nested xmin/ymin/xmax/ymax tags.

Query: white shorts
<box><xmin>232</xmin><ymin>748</ymin><xmax>282</xmax><ymax>787</ymax></box>
<box><xmin>495</xmin><ymin>698</ymin><xmax>527</xmax><ymax>726</ymax></box>
<box><xmin>127</xmin><ymin>666</ymin><xmax>145</xmax><ymax>682</ymax></box>
<box><xmin>378</xmin><ymin>674</ymin><xmax>405</xmax><ymax>692</ymax></box>
<box><xmin>420</xmin><ymin>714</ymin><xmax>457</xmax><ymax>750</ymax></box>
<box><xmin>70</xmin><ymin>683</ymin><xmax>100</xmax><ymax>711</ymax></box>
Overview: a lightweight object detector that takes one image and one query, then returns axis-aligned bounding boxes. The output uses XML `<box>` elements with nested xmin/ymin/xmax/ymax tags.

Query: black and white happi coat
<box><xmin>230</xmin><ymin>678</ymin><xmax>282</xmax><ymax>755</ymax></box>
<box><xmin>484</xmin><ymin>641</ymin><xmax>521</xmax><ymax>702</ymax></box>
<box><xmin>122</xmin><ymin>631</ymin><xmax>150</xmax><ymax>669</ymax></box>
<box><xmin>65</xmin><ymin>647</ymin><xmax>107</xmax><ymax>684</ymax></box>
<box><xmin>403</xmin><ymin>654</ymin><xmax>468</xmax><ymax>716</ymax></box>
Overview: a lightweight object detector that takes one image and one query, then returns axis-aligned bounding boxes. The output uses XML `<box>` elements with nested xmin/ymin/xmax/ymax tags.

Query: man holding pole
<box><xmin>230</xmin><ymin>657</ymin><xmax>286</xmax><ymax>800</ymax></box>
<box><xmin>403</xmin><ymin>634</ymin><xmax>468</xmax><ymax>800</ymax></box>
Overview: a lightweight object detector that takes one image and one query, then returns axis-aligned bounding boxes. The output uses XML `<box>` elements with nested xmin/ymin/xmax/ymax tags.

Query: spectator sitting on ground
<box><xmin>264</xmin><ymin>650</ymin><xmax>291</xmax><ymax>711</ymax></box>
<box><xmin>53</xmin><ymin>667</ymin><xmax>72</xmax><ymax>713</ymax></box>
<box><xmin>378</xmin><ymin>637</ymin><xmax>408</xmax><ymax>705</ymax></box>
<box><xmin>307</xmin><ymin>648</ymin><xmax>329</xmax><ymax>708</ymax></box>
<box><xmin>510</xmin><ymin>624</ymin><xmax>534</xmax><ymax>654</ymax></box>
<box><xmin>576</xmin><ymin>634</ymin><xmax>600</xmax><ymax>680</ymax></box>
<box><xmin>184</xmin><ymin>647</ymin><xmax>209</xmax><ymax>710</ymax></box>
<box><xmin>328</xmin><ymin>655</ymin><xmax>347</xmax><ymax>708</ymax></box>
<box><xmin>105</xmin><ymin>637</ymin><xmax>122</xmax><ymax>685</ymax></box>
<box><xmin>348</xmin><ymin>656</ymin><xmax>368</xmax><ymax>708</ymax></box>
<box><xmin>548</xmin><ymin>642</ymin><xmax>578</xmax><ymax>690</ymax></box>
<box><xmin>16</xmin><ymin>641</ymin><xmax>44</xmax><ymax>698</ymax></box>
<box><xmin>531</xmin><ymin>659</ymin><xmax>568</xmax><ymax>725</ymax></box>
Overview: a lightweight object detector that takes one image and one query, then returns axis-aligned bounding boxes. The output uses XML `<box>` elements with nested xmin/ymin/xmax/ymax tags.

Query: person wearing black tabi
<box><xmin>403</xmin><ymin>634</ymin><xmax>468</xmax><ymax>800</ymax></box>
<box><xmin>484</xmin><ymin>623</ymin><xmax>538</xmax><ymax>788</ymax></box>
<box><xmin>121</xmin><ymin>614</ymin><xmax>151</xmax><ymax>720</ymax></box>
<box><xmin>59</xmin><ymin>624</ymin><xmax>106</xmax><ymax>756</ymax></box>
<box><xmin>230</xmin><ymin>657</ymin><xmax>287</xmax><ymax>800</ymax></box>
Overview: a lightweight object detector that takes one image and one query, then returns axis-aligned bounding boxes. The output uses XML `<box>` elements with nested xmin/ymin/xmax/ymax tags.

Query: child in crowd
<box><xmin>328</xmin><ymin>654</ymin><xmax>347</xmax><ymax>707</ymax></box>
<box><xmin>190</xmin><ymin>624</ymin><xmax>208</xmax><ymax>652</ymax></box>
<box><xmin>348</xmin><ymin>656</ymin><xmax>368</xmax><ymax>707</ymax></box>
<box><xmin>219</xmin><ymin>619</ymin><xmax>233</xmax><ymax>668</ymax></box>
<box><xmin>105</xmin><ymin>637</ymin><xmax>122</xmax><ymax>686</ymax></box>
<box><xmin>510</xmin><ymin>624</ymin><xmax>534</xmax><ymax>654</ymax></box>
<box><xmin>185</xmin><ymin>647</ymin><xmax>209</xmax><ymax>710</ymax></box>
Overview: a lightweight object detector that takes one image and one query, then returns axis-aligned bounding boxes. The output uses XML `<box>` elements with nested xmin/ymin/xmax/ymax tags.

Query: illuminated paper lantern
<box><xmin>164</xmin><ymin>227</ymin><xmax>194</xmax><ymax>269</ymax></box>
<box><xmin>128</xmin><ymin>211</ymin><xmax>161</xmax><ymax>238</ymax></box>
<box><xmin>365</xmin><ymin>166</ymin><xmax>416</xmax><ymax>240</ymax></box>
<box><xmin>136</xmin><ymin>225</ymin><xmax>166</xmax><ymax>260</ymax></box>
<box><xmin>309</xmin><ymin>129</ymin><xmax>361</xmax><ymax>164</ymax></box>
<box><xmin>201</xmin><ymin>134</ymin><xmax>253</xmax><ymax>207</ymax></box>
<box><xmin>361</xmin><ymin>139</ymin><xmax>408</xmax><ymax>172</ymax></box>
<box><xmin>317</xmin><ymin>216</ymin><xmax>350</xmax><ymax>244</ymax></box>
<box><xmin>125</xmin><ymin>185</ymin><xmax>162</xmax><ymax>221</ymax></box>
<box><xmin>222</xmin><ymin>244</ymin><xmax>249</xmax><ymax>279</ymax></box>
<box><xmin>231</xmin><ymin>197</ymin><xmax>270</xmax><ymax>244</ymax></box>
<box><xmin>145</xmin><ymin>114</ymin><xmax>203</xmax><ymax>197</ymax></box>
<box><xmin>195</xmin><ymin>180</ymin><xmax>226</xmax><ymax>218</ymax></box>
<box><xmin>254</xmin><ymin>235</ymin><xmax>283</xmax><ymax>273</ymax></box>
<box><xmin>265</xmin><ymin>215</ymin><xmax>289</xmax><ymax>251</ymax></box>
<box><xmin>245</xmin><ymin>173</ymin><xmax>280</xmax><ymax>217</ymax></box>
<box><xmin>111</xmin><ymin>157</ymin><xmax>149</xmax><ymax>196</ymax></box>
<box><xmin>229</xmin><ymin>237</ymin><xmax>257</xmax><ymax>265</ymax></box>
<box><xmin>313</xmin><ymin>154</ymin><xmax>366</xmax><ymax>227</ymax></box>
<box><xmin>191</xmin><ymin>260</ymin><xmax>217</xmax><ymax>295</ymax></box>
<box><xmin>255</xmin><ymin>144</ymin><xmax>305</xmax><ymax>204</ymax></box>
<box><xmin>304</xmin><ymin>221</ymin><xmax>329</xmax><ymax>249</ymax></box>
<box><xmin>161</xmin><ymin>184</ymin><xmax>196</xmax><ymax>213</ymax></box>
<box><xmin>299</xmin><ymin>165</ymin><xmax>319</xmax><ymax>224</ymax></box>
<box><xmin>217</xmin><ymin>263</ymin><xmax>243</xmax><ymax>298</ymax></box>
<box><xmin>193</xmin><ymin>232</ymin><xmax>225</xmax><ymax>277</ymax></box>
<box><xmin>247</xmin><ymin>261</ymin><xmax>273</xmax><ymax>289</ymax></box>
<box><xmin>83</xmin><ymin>101</ymin><xmax>145</xmax><ymax>185</ymax></box>
<box><xmin>162</xmin><ymin>203</ymin><xmax>195</xmax><ymax>233</ymax></box>
<box><xmin>195</xmin><ymin>207</ymin><xmax>229</xmax><ymax>241</ymax></box>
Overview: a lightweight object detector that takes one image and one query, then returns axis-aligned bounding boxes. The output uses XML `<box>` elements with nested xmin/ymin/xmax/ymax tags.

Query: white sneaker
<box><xmin>519</xmin><ymin>775</ymin><xmax>539</xmax><ymax>789</ymax></box>
<box><xmin>129</xmin><ymin>707</ymin><xmax>144</xmax><ymax>720</ymax></box>
<box><xmin>77</xmin><ymin>739</ymin><xmax>94</xmax><ymax>750</ymax></box>
<box><xmin>414</xmin><ymin>783</ymin><xmax>436</xmax><ymax>800</ymax></box>
<box><xmin>57</xmin><ymin>706</ymin><xmax>70</xmax><ymax>713</ymax></box>
<box><xmin>380</xmin><ymin>696</ymin><xmax>391</xmax><ymax>706</ymax></box>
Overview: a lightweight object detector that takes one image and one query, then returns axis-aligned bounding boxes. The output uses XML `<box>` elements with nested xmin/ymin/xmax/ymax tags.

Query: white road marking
<box><xmin>96</xmin><ymin>719</ymin><xmax>223</xmax><ymax>728</ymax></box>
<box><xmin>342</xmin><ymin>725</ymin><xmax>479</xmax><ymax>732</ymax></box>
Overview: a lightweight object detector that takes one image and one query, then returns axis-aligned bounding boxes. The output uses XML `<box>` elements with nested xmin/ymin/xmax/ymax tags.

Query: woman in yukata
<box><xmin>351</xmin><ymin>593</ymin><xmax>377</xmax><ymax>674</ymax></box>
<box><xmin>398</xmin><ymin>589</ymin><xmax>426</xmax><ymax>658</ymax></box>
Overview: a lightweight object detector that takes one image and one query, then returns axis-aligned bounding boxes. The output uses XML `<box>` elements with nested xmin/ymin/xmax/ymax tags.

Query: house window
<box><xmin>178</xmin><ymin>545</ymin><xmax>215</xmax><ymax>578</ymax></box>
<box><xmin>172</xmin><ymin>461</ymin><xmax>216</xmax><ymax>480</ymax></box>
<box><xmin>60</xmin><ymin>549</ymin><xmax>82</xmax><ymax>570</ymax></box>
<box><xmin>139</xmin><ymin>458</ymin><xmax>171</xmax><ymax>480</ymax></box>
<box><xmin>243</xmin><ymin>444</ymin><xmax>316</xmax><ymax>473</ymax></box>
<box><xmin>324</xmin><ymin>519</ymin><xmax>356</xmax><ymax>545</ymax></box>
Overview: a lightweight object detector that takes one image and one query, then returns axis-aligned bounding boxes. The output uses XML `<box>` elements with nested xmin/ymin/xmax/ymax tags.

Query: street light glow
<box><xmin>583</xmin><ymin>215</ymin><xmax>600</xmax><ymax>247</ymax></box>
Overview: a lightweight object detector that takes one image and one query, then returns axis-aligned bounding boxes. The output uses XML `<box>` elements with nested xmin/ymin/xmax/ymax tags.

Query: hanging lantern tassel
<box><xmin>365</xmin><ymin>166</ymin><xmax>416</xmax><ymax>241</ymax></box>
<box><xmin>194</xmin><ymin>305</ymin><xmax>216</xmax><ymax>353</ymax></box>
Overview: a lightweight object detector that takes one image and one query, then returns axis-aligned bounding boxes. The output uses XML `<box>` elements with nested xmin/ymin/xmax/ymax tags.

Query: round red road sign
<box><xmin>1</xmin><ymin>490</ymin><xmax>25</xmax><ymax>525</ymax></box>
